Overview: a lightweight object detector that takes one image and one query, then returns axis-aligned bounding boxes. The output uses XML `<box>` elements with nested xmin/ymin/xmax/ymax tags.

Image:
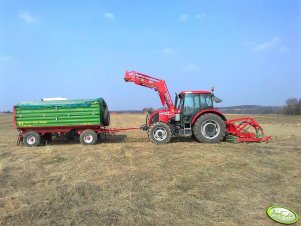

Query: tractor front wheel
<box><xmin>193</xmin><ymin>113</ymin><xmax>225</xmax><ymax>143</ymax></box>
<box><xmin>148</xmin><ymin>122</ymin><xmax>172</xmax><ymax>144</ymax></box>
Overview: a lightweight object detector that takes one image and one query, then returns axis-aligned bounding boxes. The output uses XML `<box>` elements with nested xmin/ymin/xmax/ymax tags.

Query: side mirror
<box><xmin>213</xmin><ymin>96</ymin><xmax>223</xmax><ymax>103</ymax></box>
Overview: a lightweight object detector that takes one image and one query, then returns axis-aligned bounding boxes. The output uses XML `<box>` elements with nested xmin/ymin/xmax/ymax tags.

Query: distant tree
<box><xmin>282</xmin><ymin>98</ymin><xmax>301</xmax><ymax>115</ymax></box>
<box><xmin>142</xmin><ymin>107</ymin><xmax>154</xmax><ymax>113</ymax></box>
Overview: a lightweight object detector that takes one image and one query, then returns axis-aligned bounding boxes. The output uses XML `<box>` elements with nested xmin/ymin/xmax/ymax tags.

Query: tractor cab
<box><xmin>175</xmin><ymin>91</ymin><xmax>222</xmax><ymax>123</ymax></box>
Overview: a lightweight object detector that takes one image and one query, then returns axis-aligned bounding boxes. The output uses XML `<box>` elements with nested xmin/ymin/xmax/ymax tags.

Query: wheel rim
<box><xmin>84</xmin><ymin>134</ymin><xmax>93</xmax><ymax>143</ymax></box>
<box><xmin>26</xmin><ymin>135</ymin><xmax>36</xmax><ymax>145</ymax></box>
<box><xmin>201</xmin><ymin>120</ymin><xmax>220</xmax><ymax>139</ymax></box>
<box><xmin>153</xmin><ymin>127</ymin><xmax>167</xmax><ymax>141</ymax></box>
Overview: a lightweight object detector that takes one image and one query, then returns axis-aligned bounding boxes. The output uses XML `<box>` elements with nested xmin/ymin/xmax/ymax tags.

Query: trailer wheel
<box><xmin>148</xmin><ymin>122</ymin><xmax>172</xmax><ymax>144</ymax></box>
<box><xmin>102</xmin><ymin>109</ymin><xmax>110</xmax><ymax>126</ymax></box>
<box><xmin>23</xmin><ymin>131</ymin><xmax>41</xmax><ymax>147</ymax></box>
<box><xmin>193</xmin><ymin>113</ymin><xmax>225</xmax><ymax>143</ymax></box>
<box><xmin>80</xmin><ymin>130</ymin><xmax>97</xmax><ymax>145</ymax></box>
<box><xmin>64</xmin><ymin>130</ymin><xmax>76</xmax><ymax>141</ymax></box>
<box><xmin>102</xmin><ymin>101</ymin><xmax>110</xmax><ymax>126</ymax></box>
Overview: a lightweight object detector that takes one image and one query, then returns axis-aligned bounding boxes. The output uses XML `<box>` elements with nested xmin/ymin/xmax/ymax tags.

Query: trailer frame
<box><xmin>16</xmin><ymin>125</ymin><xmax>140</xmax><ymax>146</ymax></box>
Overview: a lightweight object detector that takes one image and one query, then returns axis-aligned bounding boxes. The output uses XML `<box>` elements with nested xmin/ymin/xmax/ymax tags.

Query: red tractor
<box><xmin>124</xmin><ymin>71</ymin><xmax>271</xmax><ymax>144</ymax></box>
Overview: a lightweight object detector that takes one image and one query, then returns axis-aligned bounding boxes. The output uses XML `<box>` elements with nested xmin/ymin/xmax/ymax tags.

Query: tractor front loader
<box><xmin>124</xmin><ymin>70</ymin><xmax>271</xmax><ymax>144</ymax></box>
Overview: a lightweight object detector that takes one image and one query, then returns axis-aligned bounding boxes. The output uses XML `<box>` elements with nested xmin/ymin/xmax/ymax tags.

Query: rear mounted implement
<box><xmin>226</xmin><ymin>117</ymin><xmax>271</xmax><ymax>143</ymax></box>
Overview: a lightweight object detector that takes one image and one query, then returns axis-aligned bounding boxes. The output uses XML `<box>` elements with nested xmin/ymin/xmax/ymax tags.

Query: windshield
<box><xmin>199</xmin><ymin>94</ymin><xmax>213</xmax><ymax>108</ymax></box>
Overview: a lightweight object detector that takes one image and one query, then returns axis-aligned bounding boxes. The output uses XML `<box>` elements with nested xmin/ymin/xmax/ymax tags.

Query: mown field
<box><xmin>0</xmin><ymin>113</ymin><xmax>300</xmax><ymax>225</ymax></box>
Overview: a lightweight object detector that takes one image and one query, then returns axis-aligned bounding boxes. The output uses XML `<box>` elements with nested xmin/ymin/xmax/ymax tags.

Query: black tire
<box><xmin>192</xmin><ymin>134</ymin><xmax>198</xmax><ymax>141</ymax></box>
<box><xmin>64</xmin><ymin>131</ymin><xmax>76</xmax><ymax>141</ymax></box>
<box><xmin>147</xmin><ymin>122</ymin><xmax>172</xmax><ymax>144</ymax></box>
<box><xmin>80</xmin><ymin>129</ymin><xmax>98</xmax><ymax>145</ymax></box>
<box><xmin>193</xmin><ymin>113</ymin><xmax>226</xmax><ymax>143</ymax></box>
<box><xmin>102</xmin><ymin>108</ymin><xmax>110</xmax><ymax>126</ymax></box>
<box><xmin>66</xmin><ymin>133</ymin><xmax>75</xmax><ymax>141</ymax></box>
<box><xmin>23</xmin><ymin>131</ymin><xmax>41</xmax><ymax>147</ymax></box>
<box><xmin>41</xmin><ymin>133</ymin><xmax>53</xmax><ymax>145</ymax></box>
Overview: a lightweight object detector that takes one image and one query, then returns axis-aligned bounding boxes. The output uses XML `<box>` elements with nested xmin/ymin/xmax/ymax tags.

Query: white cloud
<box><xmin>0</xmin><ymin>55</ymin><xmax>13</xmax><ymax>62</ymax></box>
<box><xmin>179</xmin><ymin>13</ymin><xmax>188</xmax><ymax>22</ymax></box>
<box><xmin>161</xmin><ymin>48</ymin><xmax>175</xmax><ymax>55</ymax></box>
<box><xmin>180</xmin><ymin>13</ymin><xmax>207</xmax><ymax>22</ymax></box>
<box><xmin>181</xmin><ymin>63</ymin><xmax>198</xmax><ymax>72</ymax></box>
<box><xmin>19</xmin><ymin>11</ymin><xmax>36</xmax><ymax>24</ymax></box>
<box><xmin>104</xmin><ymin>12</ymin><xmax>114</xmax><ymax>20</ymax></box>
<box><xmin>251</xmin><ymin>37</ymin><xmax>281</xmax><ymax>53</ymax></box>
<box><xmin>195</xmin><ymin>12</ymin><xmax>207</xmax><ymax>19</ymax></box>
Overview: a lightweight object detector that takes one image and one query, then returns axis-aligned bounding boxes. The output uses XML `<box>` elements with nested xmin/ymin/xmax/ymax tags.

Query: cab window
<box><xmin>200</xmin><ymin>95</ymin><xmax>213</xmax><ymax>108</ymax></box>
<box><xmin>183</xmin><ymin>94</ymin><xmax>195</xmax><ymax>115</ymax></box>
<box><xmin>183</xmin><ymin>94</ymin><xmax>213</xmax><ymax>115</ymax></box>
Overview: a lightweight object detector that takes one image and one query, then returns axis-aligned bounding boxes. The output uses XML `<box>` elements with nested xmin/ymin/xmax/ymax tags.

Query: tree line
<box><xmin>281</xmin><ymin>98</ymin><xmax>301</xmax><ymax>115</ymax></box>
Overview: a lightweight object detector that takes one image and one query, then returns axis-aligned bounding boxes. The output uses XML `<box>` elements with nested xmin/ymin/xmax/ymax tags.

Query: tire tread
<box><xmin>80</xmin><ymin>129</ymin><xmax>98</xmax><ymax>145</ymax></box>
<box><xmin>147</xmin><ymin>122</ymin><xmax>172</xmax><ymax>144</ymax></box>
<box><xmin>193</xmin><ymin>113</ymin><xmax>225</xmax><ymax>143</ymax></box>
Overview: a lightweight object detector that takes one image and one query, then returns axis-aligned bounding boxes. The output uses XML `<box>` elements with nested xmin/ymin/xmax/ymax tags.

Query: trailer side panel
<box><xmin>15</xmin><ymin>98</ymin><xmax>103</xmax><ymax>128</ymax></box>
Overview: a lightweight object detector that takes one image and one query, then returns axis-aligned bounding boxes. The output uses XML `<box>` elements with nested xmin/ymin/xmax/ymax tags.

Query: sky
<box><xmin>0</xmin><ymin>0</ymin><xmax>300</xmax><ymax>111</ymax></box>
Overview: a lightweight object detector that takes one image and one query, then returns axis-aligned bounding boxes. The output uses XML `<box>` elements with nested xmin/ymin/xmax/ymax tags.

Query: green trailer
<box><xmin>14</xmin><ymin>98</ymin><xmax>111</xmax><ymax>146</ymax></box>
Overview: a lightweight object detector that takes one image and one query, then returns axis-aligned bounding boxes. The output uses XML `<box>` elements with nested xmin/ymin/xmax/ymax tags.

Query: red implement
<box><xmin>226</xmin><ymin>117</ymin><xmax>272</xmax><ymax>143</ymax></box>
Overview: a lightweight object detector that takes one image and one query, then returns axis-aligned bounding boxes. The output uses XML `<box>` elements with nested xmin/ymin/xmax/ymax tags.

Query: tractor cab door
<box><xmin>179</xmin><ymin>93</ymin><xmax>213</xmax><ymax>123</ymax></box>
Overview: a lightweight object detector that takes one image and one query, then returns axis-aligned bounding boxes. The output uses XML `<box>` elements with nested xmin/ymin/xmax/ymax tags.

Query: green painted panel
<box><xmin>17</xmin><ymin>107</ymin><xmax>99</xmax><ymax>114</ymax></box>
<box><xmin>16</xmin><ymin>112</ymin><xmax>100</xmax><ymax>118</ymax></box>
<box><xmin>15</xmin><ymin>98</ymin><xmax>105</xmax><ymax>128</ymax></box>
<box><xmin>16</xmin><ymin>98</ymin><xmax>103</xmax><ymax>109</ymax></box>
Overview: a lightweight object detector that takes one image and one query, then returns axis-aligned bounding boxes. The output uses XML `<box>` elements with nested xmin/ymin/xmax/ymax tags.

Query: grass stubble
<box><xmin>0</xmin><ymin>113</ymin><xmax>300</xmax><ymax>225</ymax></box>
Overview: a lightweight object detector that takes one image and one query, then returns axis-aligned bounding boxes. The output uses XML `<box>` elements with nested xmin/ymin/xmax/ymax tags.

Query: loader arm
<box><xmin>124</xmin><ymin>71</ymin><xmax>175</xmax><ymax>111</ymax></box>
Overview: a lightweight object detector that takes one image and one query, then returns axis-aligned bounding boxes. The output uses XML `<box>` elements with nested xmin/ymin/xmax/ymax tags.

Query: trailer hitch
<box><xmin>140</xmin><ymin>124</ymin><xmax>148</xmax><ymax>131</ymax></box>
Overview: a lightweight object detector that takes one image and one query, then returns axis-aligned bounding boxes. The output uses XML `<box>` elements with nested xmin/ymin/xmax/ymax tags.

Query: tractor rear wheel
<box><xmin>193</xmin><ymin>113</ymin><xmax>225</xmax><ymax>143</ymax></box>
<box><xmin>80</xmin><ymin>129</ymin><xmax>98</xmax><ymax>145</ymax></box>
<box><xmin>148</xmin><ymin>122</ymin><xmax>172</xmax><ymax>144</ymax></box>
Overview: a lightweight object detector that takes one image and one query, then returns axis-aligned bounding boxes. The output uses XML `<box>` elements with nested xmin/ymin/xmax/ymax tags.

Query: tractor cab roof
<box><xmin>179</xmin><ymin>90</ymin><xmax>212</xmax><ymax>96</ymax></box>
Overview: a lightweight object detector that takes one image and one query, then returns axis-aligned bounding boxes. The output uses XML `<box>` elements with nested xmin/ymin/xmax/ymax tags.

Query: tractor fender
<box><xmin>191</xmin><ymin>109</ymin><xmax>227</xmax><ymax>124</ymax></box>
<box><xmin>148</xmin><ymin>111</ymin><xmax>160</xmax><ymax>126</ymax></box>
<box><xmin>148</xmin><ymin>110</ymin><xmax>171</xmax><ymax>126</ymax></box>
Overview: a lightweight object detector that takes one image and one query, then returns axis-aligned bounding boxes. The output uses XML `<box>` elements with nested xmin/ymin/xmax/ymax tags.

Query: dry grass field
<box><xmin>0</xmin><ymin>113</ymin><xmax>300</xmax><ymax>225</ymax></box>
